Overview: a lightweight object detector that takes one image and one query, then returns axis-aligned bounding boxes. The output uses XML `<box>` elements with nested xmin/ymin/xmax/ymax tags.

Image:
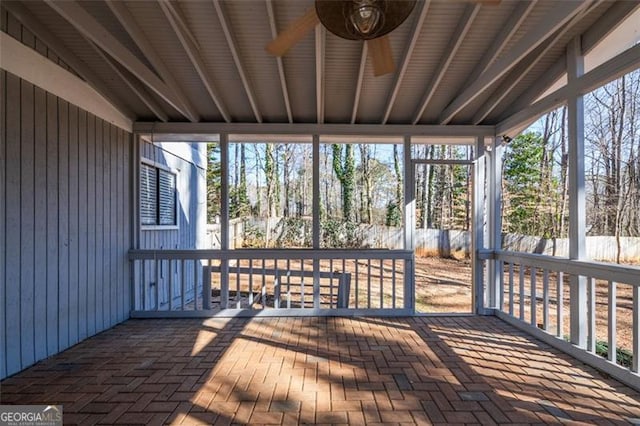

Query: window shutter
<box><xmin>140</xmin><ymin>164</ymin><xmax>157</xmax><ymax>225</ymax></box>
<box><xmin>158</xmin><ymin>169</ymin><xmax>176</xmax><ymax>225</ymax></box>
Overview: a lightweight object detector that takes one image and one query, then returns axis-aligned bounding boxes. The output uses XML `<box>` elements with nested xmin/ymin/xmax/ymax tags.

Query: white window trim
<box><xmin>140</xmin><ymin>159</ymin><xmax>180</xmax><ymax>231</ymax></box>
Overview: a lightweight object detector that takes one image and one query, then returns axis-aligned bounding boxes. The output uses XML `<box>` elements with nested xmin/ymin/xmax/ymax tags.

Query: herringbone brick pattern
<box><xmin>1</xmin><ymin>316</ymin><xmax>639</xmax><ymax>425</ymax></box>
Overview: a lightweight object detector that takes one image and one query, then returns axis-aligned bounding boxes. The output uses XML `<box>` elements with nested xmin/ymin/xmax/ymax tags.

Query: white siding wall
<box><xmin>1</xmin><ymin>68</ymin><xmax>132</xmax><ymax>379</ymax></box>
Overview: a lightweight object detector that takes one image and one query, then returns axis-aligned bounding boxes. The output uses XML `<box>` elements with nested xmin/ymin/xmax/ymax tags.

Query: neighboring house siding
<box><xmin>137</xmin><ymin>141</ymin><xmax>207</xmax><ymax>310</ymax></box>
<box><xmin>0</xmin><ymin>69</ymin><xmax>132</xmax><ymax>379</ymax></box>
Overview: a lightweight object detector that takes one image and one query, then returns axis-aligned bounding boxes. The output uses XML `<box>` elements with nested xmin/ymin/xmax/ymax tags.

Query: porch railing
<box><xmin>128</xmin><ymin>249</ymin><xmax>413</xmax><ymax>317</ymax></box>
<box><xmin>493</xmin><ymin>250</ymin><xmax>640</xmax><ymax>388</ymax></box>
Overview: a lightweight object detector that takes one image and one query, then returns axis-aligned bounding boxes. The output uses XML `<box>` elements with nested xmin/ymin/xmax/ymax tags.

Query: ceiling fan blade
<box><xmin>266</xmin><ymin>8</ymin><xmax>320</xmax><ymax>56</ymax></box>
<box><xmin>368</xmin><ymin>36</ymin><xmax>395</xmax><ymax>77</ymax></box>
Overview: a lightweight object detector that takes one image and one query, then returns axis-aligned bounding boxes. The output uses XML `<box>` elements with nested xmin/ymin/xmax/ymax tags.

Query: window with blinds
<box><xmin>140</xmin><ymin>163</ymin><xmax>177</xmax><ymax>227</ymax></box>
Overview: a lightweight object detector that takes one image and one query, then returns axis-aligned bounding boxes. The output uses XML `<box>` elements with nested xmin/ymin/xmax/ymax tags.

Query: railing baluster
<box><xmin>261</xmin><ymin>259</ymin><xmax>266</xmax><ymax>309</ymax></box>
<box><xmin>301</xmin><ymin>258</ymin><xmax>305</xmax><ymax>309</ymax></box>
<box><xmin>249</xmin><ymin>259</ymin><xmax>254</xmax><ymax>308</ymax></box>
<box><xmin>353</xmin><ymin>258</ymin><xmax>358</xmax><ymax>309</ymax></box>
<box><xmin>587</xmin><ymin>276</ymin><xmax>596</xmax><ymax>353</ymax></box>
<box><xmin>141</xmin><ymin>260</ymin><xmax>147</xmax><ymax>311</ymax></box>
<box><xmin>329</xmin><ymin>259</ymin><xmax>334</xmax><ymax>309</ymax></box>
<box><xmin>392</xmin><ymin>258</ymin><xmax>397</xmax><ymax>309</ymax></box>
<box><xmin>168</xmin><ymin>260</ymin><xmax>174</xmax><ymax>311</ymax></box>
<box><xmin>180</xmin><ymin>259</ymin><xmax>187</xmax><ymax>311</ymax></box>
<box><xmin>379</xmin><ymin>259</ymin><xmax>384</xmax><ymax>309</ymax></box>
<box><xmin>286</xmin><ymin>259</ymin><xmax>291</xmax><ymax>309</ymax></box>
<box><xmin>519</xmin><ymin>264</ymin><xmax>525</xmax><ymax>320</ymax></box>
<box><xmin>236</xmin><ymin>258</ymin><xmax>241</xmax><ymax>309</ymax></box>
<box><xmin>194</xmin><ymin>259</ymin><xmax>199</xmax><ymax>310</ymax></box>
<box><xmin>608</xmin><ymin>280</ymin><xmax>616</xmax><ymax>363</ymax></box>
<box><xmin>508</xmin><ymin>262</ymin><xmax>514</xmax><ymax>316</ymax></box>
<box><xmin>498</xmin><ymin>260</ymin><xmax>504</xmax><ymax>311</ymax></box>
<box><xmin>557</xmin><ymin>271</ymin><xmax>563</xmax><ymax>339</ymax></box>
<box><xmin>531</xmin><ymin>267</ymin><xmax>537</xmax><ymax>327</ymax></box>
<box><xmin>155</xmin><ymin>259</ymin><xmax>160</xmax><ymax>311</ymax></box>
<box><xmin>203</xmin><ymin>259</ymin><xmax>212</xmax><ymax>310</ymax></box>
<box><xmin>367</xmin><ymin>259</ymin><xmax>372</xmax><ymax>309</ymax></box>
<box><xmin>542</xmin><ymin>269</ymin><xmax>549</xmax><ymax>332</ymax></box>
<box><xmin>274</xmin><ymin>270</ymin><xmax>280</xmax><ymax>309</ymax></box>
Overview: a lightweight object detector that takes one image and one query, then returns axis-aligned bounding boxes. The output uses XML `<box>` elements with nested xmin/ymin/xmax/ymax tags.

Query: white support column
<box><xmin>472</xmin><ymin>137</ymin><xmax>486</xmax><ymax>314</ymax></box>
<box><xmin>403</xmin><ymin>136</ymin><xmax>415</xmax><ymax>312</ymax></box>
<box><xmin>486</xmin><ymin>137</ymin><xmax>504</xmax><ymax>309</ymax></box>
<box><xmin>312</xmin><ymin>135</ymin><xmax>321</xmax><ymax>309</ymax></box>
<box><xmin>219</xmin><ymin>133</ymin><xmax>230</xmax><ymax>308</ymax></box>
<box><xmin>567</xmin><ymin>37</ymin><xmax>587</xmax><ymax>348</ymax></box>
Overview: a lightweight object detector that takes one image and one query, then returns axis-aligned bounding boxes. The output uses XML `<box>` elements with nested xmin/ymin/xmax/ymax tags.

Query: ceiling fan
<box><xmin>266</xmin><ymin>0</ymin><xmax>416</xmax><ymax>77</ymax></box>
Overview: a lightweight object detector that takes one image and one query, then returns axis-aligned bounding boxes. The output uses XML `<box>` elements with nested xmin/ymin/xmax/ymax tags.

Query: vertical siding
<box><xmin>1</xmin><ymin>70</ymin><xmax>132</xmax><ymax>379</ymax></box>
<box><xmin>138</xmin><ymin>142</ymin><xmax>206</xmax><ymax>309</ymax></box>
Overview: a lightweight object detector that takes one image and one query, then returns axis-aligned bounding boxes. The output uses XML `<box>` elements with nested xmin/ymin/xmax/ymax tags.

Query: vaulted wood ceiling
<box><xmin>3</xmin><ymin>0</ymin><xmax>638</xmax><ymax>127</ymax></box>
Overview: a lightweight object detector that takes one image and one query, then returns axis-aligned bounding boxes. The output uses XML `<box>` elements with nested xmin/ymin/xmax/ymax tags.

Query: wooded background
<box><xmin>205</xmin><ymin>70</ymin><xmax>640</xmax><ymax>261</ymax></box>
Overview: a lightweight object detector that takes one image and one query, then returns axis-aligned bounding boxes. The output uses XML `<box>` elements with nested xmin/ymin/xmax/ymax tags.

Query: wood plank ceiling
<box><xmin>3</xmin><ymin>0</ymin><xmax>638</xmax><ymax>126</ymax></box>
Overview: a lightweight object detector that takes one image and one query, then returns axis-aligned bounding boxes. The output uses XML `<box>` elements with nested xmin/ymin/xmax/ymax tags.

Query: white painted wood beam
<box><xmin>496</xmin><ymin>42</ymin><xmax>640</xmax><ymax>136</ymax></box>
<box><xmin>351</xmin><ymin>43</ymin><xmax>368</xmax><ymax>124</ymax></box>
<box><xmin>582</xmin><ymin>0</ymin><xmax>640</xmax><ymax>55</ymax></box>
<box><xmin>381</xmin><ymin>0</ymin><xmax>430</xmax><ymax>124</ymax></box>
<box><xmin>265</xmin><ymin>0</ymin><xmax>292</xmax><ymax>123</ymax></box>
<box><xmin>472</xmin><ymin>4</ymin><xmax>591</xmax><ymax>125</ymax></box>
<box><xmin>496</xmin><ymin>1</ymin><xmax>638</xmax><ymax>130</ymax></box>
<box><xmin>439</xmin><ymin>1</ymin><xmax>536</xmax><ymax>124</ymax></box>
<box><xmin>44</xmin><ymin>0</ymin><xmax>187</xmax><ymax>119</ymax></box>
<box><xmin>0</xmin><ymin>32</ymin><xmax>132</xmax><ymax>131</ymax></box>
<box><xmin>315</xmin><ymin>26</ymin><xmax>325</xmax><ymax>124</ymax></box>
<box><xmin>412</xmin><ymin>3</ymin><xmax>480</xmax><ymax>124</ymax></box>
<box><xmin>105</xmin><ymin>0</ymin><xmax>199</xmax><ymax>122</ymax></box>
<box><xmin>438</xmin><ymin>1</ymin><xmax>589</xmax><ymax>125</ymax></box>
<box><xmin>159</xmin><ymin>0</ymin><xmax>231</xmax><ymax>123</ymax></box>
<box><xmin>91</xmin><ymin>43</ymin><xmax>168</xmax><ymax>122</ymax></box>
<box><xmin>134</xmin><ymin>122</ymin><xmax>496</xmax><ymax>137</ymax></box>
<box><xmin>213</xmin><ymin>0</ymin><xmax>262</xmax><ymax>123</ymax></box>
<box><xmin>2</xmin><ymin>1</ymin><xmax>135</xmax><ymax>119</ymax></box>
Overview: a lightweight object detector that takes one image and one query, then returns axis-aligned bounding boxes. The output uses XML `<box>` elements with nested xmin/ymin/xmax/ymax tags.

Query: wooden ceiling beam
<box><xmin>105</xmin><ymin>0</ymin><xmax>199</xmax><ymax>122</ymax></box>
<box><xmin>3</xmin><ymin>1</ymin><xmax>135</xmax><ymax>119</ymax></box>
<box><xmin>91</xmin><ymin>43</ymin><xmax>169</xmax><ymax>122</ymax></box>
<box><xmin>350</xmin><ymin>43</ymin><xmax>368</xmax><ymax>124</ymax></box>
<box><xmin>158</xmin><ymin>0</ymin><xmax>231</xmax><ymax>122</ymax></box>
<box><xmin>412</xmin><ymin>3</ymin><xmax>480</xmax><ymax>124</ymax></box>
<box><xmin>213</xmin><ymin>0</ymin><xmax>262</xmax><ymax>123</ymax></box>
<box><xmin>44</xmin><ymin>0</ymin><xmax>188</xmax><ymax>119</ymax></box>
<box><xmin>438</xmin><ymin>0</ymin><xmax>536</xmax><ymax>124</ymax></box>
<box><xmin>315</xmin><ymin>26</ymin><xmax>325</xmax><ymax>124</ymax></box>
<box><xmin>265</xmin><ymin>0</ymin><xmax>293</xmax><ymax>123</ymax></box>
<box><xmin>381</xmin><ymin>0</ymin><xmax>430</xmax><ymax>124</ymax></box>
<box><xmin>438</xmin><ymin>0</ymin><xmax>589</xmax><ymax>124</ymax></box>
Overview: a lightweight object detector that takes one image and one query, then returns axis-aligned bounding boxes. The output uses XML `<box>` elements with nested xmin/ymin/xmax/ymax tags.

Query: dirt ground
<box><xmin>412</xmin><ymin>256</ymin><xmax>633</xmax><ymax>354</ymax></box>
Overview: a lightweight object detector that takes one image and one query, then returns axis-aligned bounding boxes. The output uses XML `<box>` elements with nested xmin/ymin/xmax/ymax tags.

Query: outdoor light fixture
<box><xmin>347</xmin><ymin>0</ymin><xmax>384</xmax><ymax>38</ymax></box>
<box><xmin>315</xmin><ymin>0</ymin><xmax>416</xmax><ymax>41</ymax></box>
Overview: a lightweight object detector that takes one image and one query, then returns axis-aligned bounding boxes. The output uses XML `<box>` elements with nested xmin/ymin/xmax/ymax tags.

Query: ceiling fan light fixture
<box><xmin>315</xmin><ymin>0</ymin><xmax>416</xmax><ymax>41</ymax></box>
<box><xmin>348</xmin><ymin>0</ymin><xmax>384</xmax><ymax>38</ymax></box>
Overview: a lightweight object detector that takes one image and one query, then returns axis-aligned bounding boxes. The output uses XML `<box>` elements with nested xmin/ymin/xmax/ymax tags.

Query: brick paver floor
<box><xmin>1</xmin><ymin>316</ymin><xmax>639</xmax><ymax>425</ymax></box>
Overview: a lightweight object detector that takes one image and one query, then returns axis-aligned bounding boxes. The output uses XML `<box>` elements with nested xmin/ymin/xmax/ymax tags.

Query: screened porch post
<box><xmin>472</xmin><ymin>136</ymin><xmax>486</xmax><ymax>314</ymax></box>
<box><xmin>486</xmin><ymin>137</ymin><xmax>504</xmax><ymax>309</ymax></box>
<box><xmin>312</xmin><ymin>135</ymin><xmax>320</xmax><ymax>309</ymax></box>
<box><xmin>567</xmin><ymin>37</ymin><xmax>587</xmax><ymax>348</ymax></box>
<box><xmin>220</xmin><ymin>133</ymin><xmax>230</xmax><ymax>308</ymax></box>
<box><xmin>403</xmin><ymin>135</ymin><xmax>415</xmax><ymax>312</ymax></box>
